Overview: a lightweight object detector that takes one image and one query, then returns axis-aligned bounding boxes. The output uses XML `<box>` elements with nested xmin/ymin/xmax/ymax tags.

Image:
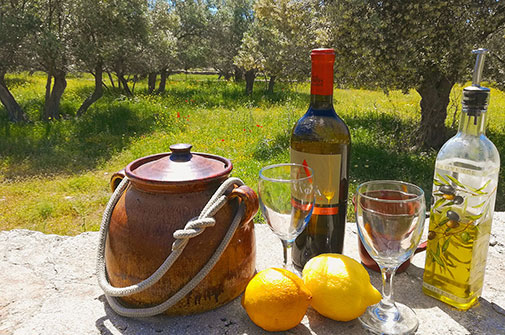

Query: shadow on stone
<box><xmin>390</xmin><ymin>263</ymin><xmax>505</xmax><ymax>335</ymax></box>
<box><xmin>305</xmin><ymin>307</ymin><xmax>361</xmax><ymax>334</ymax></box>
<box><xmin>95</xmin><ymin>293</ymin><xmax>314</xmax><ymax>334</ymax></box>
<box><xmin>95</xmin><ymin>295</ymin><xmax>131</xmax><ymax>335</ymax></box>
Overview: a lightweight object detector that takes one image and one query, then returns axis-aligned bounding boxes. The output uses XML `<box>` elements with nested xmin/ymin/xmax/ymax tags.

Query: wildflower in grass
<box><xmin>185</xmin><ymin>99</ymin><xmax>188</xmax><ymax>103</ymax></box>
<box><xmin>177</xmin><ymin>112</ymin><xmax>180</xmax><ymax>118</ymax></box>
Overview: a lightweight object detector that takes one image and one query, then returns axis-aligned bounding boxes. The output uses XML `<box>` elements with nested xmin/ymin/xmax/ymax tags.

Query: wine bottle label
<box><xmin>291</xmin><ymin>149</ymin><xmax>341</xmax><ymax>215</ymax></box>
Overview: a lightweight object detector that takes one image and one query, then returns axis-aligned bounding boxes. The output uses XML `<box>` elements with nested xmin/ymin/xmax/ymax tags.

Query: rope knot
<box><xmin>172</xmin><ymin>217</ymin><xmax>216</xmax><ymax>251</ymax></box>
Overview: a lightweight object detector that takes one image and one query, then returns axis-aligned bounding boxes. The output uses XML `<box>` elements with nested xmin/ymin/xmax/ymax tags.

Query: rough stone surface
<box><xmin>1</xmin><ymin>213</ymin><xmax>504</xmax><ymax>335</ymax></box>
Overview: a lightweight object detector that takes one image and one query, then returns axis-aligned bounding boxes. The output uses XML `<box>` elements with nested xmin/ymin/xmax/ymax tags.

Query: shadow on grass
<box><xmin>156</xmin><ymin>79</ymin><xmax>308</xmax><ymax>109</ymax></box>
<box><xmin>253</xmin><ymin>132</ymin><xmax>291</xmax><ymax>162</ymax></box>
<box><xmin>350</xmin><ymin>142</ymin><xmax>435</xmax><ymax>198</ymax></box>
<box><xmin>345</xmin><ymin>112</ymin><xmax>435</xmax><ymax>190</ymax></box>
<box><xmin>69</xmin><ymin>78</ymin><xmax>307</xmax><ymax>111</ymax></box>
<box><xmin>0</xmin><ymin>103</ymin><xmax>158</xmax><ymax>178</ymax></box>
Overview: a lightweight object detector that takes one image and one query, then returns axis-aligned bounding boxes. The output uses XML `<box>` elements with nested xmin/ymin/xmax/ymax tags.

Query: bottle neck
<box><xmin>458</xmin><ymin>109</ymin><xmax>486</xmax><ymax>136</ymax></box>
<box><xmin>310</xmin><ymin>94</ymin><xmax>333</xmax><ymax>109</ymax></box>
<box><xmin>309</xmin><ymin>58</ymin><xmax>334</xmax><ymax>110</ymax></box>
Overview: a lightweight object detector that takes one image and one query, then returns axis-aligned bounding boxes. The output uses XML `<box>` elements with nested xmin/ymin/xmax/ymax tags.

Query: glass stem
<box><xmin>375</xmin><ymin>266</ymin><xmax>399</xmax><ymax>322</ymax></box>
<box><xmin>281</xmin><ymin>240</ymin><xmax>293</xmax><ymax>269</ymax></box>
<box><xmin>381</xmin><ymin>266</ymin><xmax>395</xmax><ymax>305</ymax></box>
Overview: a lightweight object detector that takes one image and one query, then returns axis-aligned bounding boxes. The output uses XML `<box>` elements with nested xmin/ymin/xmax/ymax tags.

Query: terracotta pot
<box><xmin>105</xmin><ymin>144</ymin><xmax>258</xmax><ymax>315</ymax></box>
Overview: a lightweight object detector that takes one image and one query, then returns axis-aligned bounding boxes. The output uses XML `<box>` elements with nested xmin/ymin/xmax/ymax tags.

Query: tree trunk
<box><xmin>234</xmin><ymin>67</ymin><xmax>243</xmax><ymax>82</ymax></box>
<box><xmin>0</xmin><ymin>71</ymin><xmax>26</xmax><ymax>122</ymax></box>
<box><xmin>416</xmin><ymin>75</ymin><xmax>454</xmax><ymax>149</ymax></box>
<box><xmin>131</xmin><ymin>75</ymin><xmax>137</xmax><ymax>94</ymax></box>
<box><xmin>44</xmin><ymin>74</ymin><xmax>52</xmax><ymax>119</ymax></box>
<box><xmin>157</xmin><ymin>69</ymin><xmax>169</xmax><ymax>94</ymax></box>
<box><xmin>245</xmin><ymin>70</ymin><xmax>255</xmax><ymax>96</ymax></box>
<box><xmin>222</xmin><ymin>71</ymin><xmax>232</xmax><ymax>81</ymax></box>
<box><xmin>268</xmin><ymin>76</ymin><xmax>276</xmax><ymax>94</ymax></box>
<box><xmin>107</xmin><ymin>71</ymin><xmax>116</xmax><ymax>88</ymax></box>
<box><xmin>43</xmin><ymin>70</ymin><xmax>67</xmax><ymax>120</ymax></box>
<box><xmin>148</xmin><ymin>72</ymin><xmax>157</xmax><ymax>94</ymax></box>
<box><xmin>77</xmin><ymin>61</ymin><xmax>104</xmax><ymax>116</ymax></box>
<box><xmin>117</xmin><ymin>73</ymin><xmax>132</xmax><ymax>96</ymax></box>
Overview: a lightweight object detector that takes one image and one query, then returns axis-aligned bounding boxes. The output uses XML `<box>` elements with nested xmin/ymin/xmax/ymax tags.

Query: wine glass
<box><xmin>355</xmin><ymin>180</ymin><xmax>426</xmax><ymax>335</ymax></box>
<box><xmin>258</xmin><ymin>163</ymin><xmax>314</xmax><ymax>274</ymax></box>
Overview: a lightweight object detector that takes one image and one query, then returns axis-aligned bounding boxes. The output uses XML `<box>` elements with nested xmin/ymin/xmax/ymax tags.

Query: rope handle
<box><xmin>96</xmin><ymin>177</ymin><xmax>247</xmax><ymax>317</ymax></box>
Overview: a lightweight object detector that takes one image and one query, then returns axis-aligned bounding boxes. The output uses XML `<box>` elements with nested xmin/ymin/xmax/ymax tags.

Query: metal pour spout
<box><xmin>471</xmin><ymin>48</ymin><xmax>488</xmax><ymax>87</ymax></box>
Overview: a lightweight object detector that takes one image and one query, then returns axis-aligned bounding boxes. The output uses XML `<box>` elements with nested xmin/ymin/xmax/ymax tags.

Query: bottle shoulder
<box><xmin>437</xmin><ymin>133</ymin><xmax>500</xmax><ymax>168</ymax></box>
<box><xmin>292</xmin><ymin>107</ymin><xmax>351</xmax><ymax>142</ymax></box>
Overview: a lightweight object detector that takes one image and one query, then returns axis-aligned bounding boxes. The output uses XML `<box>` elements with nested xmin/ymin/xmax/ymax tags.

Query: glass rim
<box><xmin>259</xmin><ymin>163</ymin><xmax>313</xmax><ymax>183</ymax></box>
<box><xmin>356</xmin><ymin>180</ymin><xmax>425</xmax><ymax>203</ymax></box>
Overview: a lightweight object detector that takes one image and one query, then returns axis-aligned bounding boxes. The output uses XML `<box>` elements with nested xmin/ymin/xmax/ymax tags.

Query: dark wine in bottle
<box><xmin>290</xmin><ymin>48</ymin><xmax>351</xmax><ymax>270</ymax></box>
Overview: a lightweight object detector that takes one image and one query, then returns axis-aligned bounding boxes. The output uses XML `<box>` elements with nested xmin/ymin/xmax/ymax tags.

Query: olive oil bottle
<box><xmin>290</xmin><ymin>49</ymin><xmax>351</xmax><ymax>270</ymax></box>
<box><xmin>422</xmin><ymin>49</ymin><xmax>500</xmax><ymax>310</ymax></box>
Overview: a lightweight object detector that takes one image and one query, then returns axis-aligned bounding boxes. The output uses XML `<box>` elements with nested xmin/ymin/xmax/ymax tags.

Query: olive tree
<box><xmin>143</xmin><ymin>0</ymin><xmax>179</xmax><ymax>94</ymax></box>
<box><xmin>104</xmin><ymin>0</ymin><xmax>149</xmax><ymax>96</ymax></box>
<box><xmin>235</xmin><ymin>0</ymin><xmax>328</xmax><ymax>94</ymax></box>
<box><xmin>206</xmin><ymin>0</ymin><xmax>254</xmax><ymax>80</ymax></box>
<box><xmin>173</xmin><ymin>0</ymin><xmax>212</xmax><ymax>72</ymax></box>
<box><xmin>485</xmin><ymin>28</ymin><xmax>505</xmax><ymax>90</ymax></box>
<box><xmin>28</xmin><ymin>0</ymin><xmax>75</xmax><ymax>120</ymax></box>
<box><xmin>0</xmin><ymin>0</ymin><xmax>38</xmax><ymax>121</ymax></box>
<box><xmin>325</xmin><ymin>0</ymin><xmax>505</xmax><ymax>148</ymax></box>
<box><xmin>71</xmin><ymin>0</ymin><xmax>129</xmax><ymax>115</ymax></box>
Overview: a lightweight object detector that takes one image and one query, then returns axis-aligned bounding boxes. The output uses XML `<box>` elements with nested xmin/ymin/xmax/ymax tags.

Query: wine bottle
<box><xmin>422</xmin><ymin>49</ymin><xmax>500</xmax><ymax>310</ymax></box>
<box><xmin>290</xmin><ymin>48</ymin><xmax>351</xmax><ymax>270</ymax></box>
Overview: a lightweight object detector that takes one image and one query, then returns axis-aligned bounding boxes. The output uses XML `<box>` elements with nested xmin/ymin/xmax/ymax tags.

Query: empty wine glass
<box><xmin>258</xmin><ymin>163</ymin><xmax>314</xmax><ymax>274</ymax></box>
<box><xmin>356</xmin><ymin>180</ymin><xmax>426</xmax><ymax>335</ymax></box>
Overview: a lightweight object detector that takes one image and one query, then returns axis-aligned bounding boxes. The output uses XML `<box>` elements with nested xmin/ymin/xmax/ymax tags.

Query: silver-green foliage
<box><xmin>325</xmin><ymin>0</ymin><xmax>505</xmax><ymax>148</ymax></box>
<box><xmin>235</xmin><ymin>0</ymin><xmax>329</xmax><ymax>82</ymax></box>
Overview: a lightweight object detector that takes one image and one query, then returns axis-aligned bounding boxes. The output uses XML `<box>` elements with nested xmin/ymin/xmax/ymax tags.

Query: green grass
<box><xmin>0</xmin><ymin>72</ymin><xmax>504</xmax><ymax>235</ymax></box>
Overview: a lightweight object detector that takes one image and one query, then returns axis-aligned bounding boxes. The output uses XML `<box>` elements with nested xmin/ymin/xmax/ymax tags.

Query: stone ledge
<box><xmin>1</xmin><ymin>214</ymin><xmax>504</xmax><ymax>334</ymax></box>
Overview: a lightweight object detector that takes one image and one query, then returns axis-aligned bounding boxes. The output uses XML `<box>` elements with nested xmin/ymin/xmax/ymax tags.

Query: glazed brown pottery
<box><xmin>105</xmin><ymin>144</ymin><xmax>258</xmax><ymax>315</ymax></box>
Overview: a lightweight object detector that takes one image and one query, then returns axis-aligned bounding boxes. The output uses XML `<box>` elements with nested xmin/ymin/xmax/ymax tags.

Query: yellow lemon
<box><xmin>302</xmin><ymin>253</ymin><xmax>382</xmax><ymax>321</ymax></box>
<box><xmin>241</xmin><ymin>267</ymin><xmax>312</xmax><ymax>332</ymax></box>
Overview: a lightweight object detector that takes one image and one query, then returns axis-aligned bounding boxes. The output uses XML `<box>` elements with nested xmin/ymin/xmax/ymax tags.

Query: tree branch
<box><xmin>490</xmin><ymin>52</ymin><xmax>505</xmax><ymax>65</ymax></box>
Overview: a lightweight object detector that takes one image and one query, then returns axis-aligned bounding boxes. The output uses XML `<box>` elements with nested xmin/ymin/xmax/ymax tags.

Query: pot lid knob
<box><xmin>170</xmin><ymin>143</ymin><xmax>192</xmax><ymax>162</ymax></box>
<box><xmin>125</xmin><ymin>143</ymin><xmax>232</xmax><ymax>186</ymax></box>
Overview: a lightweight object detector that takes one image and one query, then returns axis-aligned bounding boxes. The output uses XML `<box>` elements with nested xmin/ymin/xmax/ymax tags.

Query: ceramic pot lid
<box><xmin>125</xmin><ymin>143</ymin><xmax>232</xmax><ymax>185</ymax></box>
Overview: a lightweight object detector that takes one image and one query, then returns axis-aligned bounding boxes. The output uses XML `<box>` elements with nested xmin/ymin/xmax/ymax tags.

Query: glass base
<box><xmin>359</xmin><ymin>302</ymin><xmax>418</xmax><ymax>335</ymax></box>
